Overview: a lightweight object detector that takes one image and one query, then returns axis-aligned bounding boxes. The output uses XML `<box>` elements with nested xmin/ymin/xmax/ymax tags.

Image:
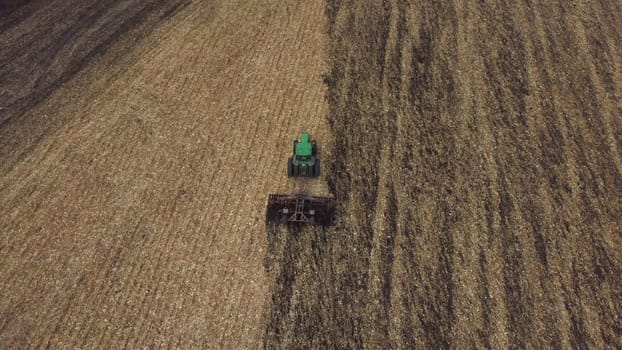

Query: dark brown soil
<box><xmin>264</xmin><ymin>0</ymin><xmax>622</xmax><ymax>349</ymax></box>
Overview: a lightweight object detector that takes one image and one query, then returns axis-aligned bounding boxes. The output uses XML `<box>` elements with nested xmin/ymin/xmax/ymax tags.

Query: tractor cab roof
<box><xmin>296</xmin><ymin>132</ymin><xmax>313</xmax><ymax>156</ymax></box>
<box><xmin>300</xmin><ymin>132</ymin><xmax>309</xmax><ymax>143</ymax></box>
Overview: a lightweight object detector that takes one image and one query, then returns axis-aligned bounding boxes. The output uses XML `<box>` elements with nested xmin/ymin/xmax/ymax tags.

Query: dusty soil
<box><xmin>264</xmin><ymin>0</ymin><xmax>622</xmax><ymax>349</ymax></box>
<box><xmin>1</xmin><ymin>0</ymin><xmax>621</xmax><ymax>349</ymax></box>
<box><xmin>0</xmin><ymin>0</ymin><xmax>329</xmax><ymax>348</ymax></box>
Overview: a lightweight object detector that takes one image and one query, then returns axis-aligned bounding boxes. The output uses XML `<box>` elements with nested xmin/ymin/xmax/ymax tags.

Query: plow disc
<box><xmin>266</xmin><ymin>193</ymin><xmax>334</xmax><ymax>226</ymax></box>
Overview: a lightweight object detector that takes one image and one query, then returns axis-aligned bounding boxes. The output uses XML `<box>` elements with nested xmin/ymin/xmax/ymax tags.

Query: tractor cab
<box><xmin>295</xmin><ymin>133</ymin><xmax>313</xmax><ymax>159</ymax></box>
<box><xmin>288</xmin><ymin>132</ymin><xmax>319</xmax><ymax>177</ymax></box>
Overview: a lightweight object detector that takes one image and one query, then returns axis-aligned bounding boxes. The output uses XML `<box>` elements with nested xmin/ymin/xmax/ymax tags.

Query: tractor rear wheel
<box><xmin>314</xmin><ymin>159</ymin><xmax>320</xmax><ymax>177</ymax></box>
<box><xmin>287</xmin><ymin>158</ymin><xmax>294</xmax><ymax>177</ymax></box>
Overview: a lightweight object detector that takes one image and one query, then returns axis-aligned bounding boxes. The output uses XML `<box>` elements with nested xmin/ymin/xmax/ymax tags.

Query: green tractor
<box><xmin>267</xmin><ymin>132</ymin><xmax>334</xmax><ymax>226</ymax></box>
<box><xmin>288</xmin><ymin>132</ymin><xmax>320</xmax><ymax>177</ymax></box>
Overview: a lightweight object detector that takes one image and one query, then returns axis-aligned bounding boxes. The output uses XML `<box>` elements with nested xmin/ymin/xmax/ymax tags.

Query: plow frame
<box><xmin>266</xmin><ymin>192</ymin><xmax>334</xmax><ymax>226</ymax></box>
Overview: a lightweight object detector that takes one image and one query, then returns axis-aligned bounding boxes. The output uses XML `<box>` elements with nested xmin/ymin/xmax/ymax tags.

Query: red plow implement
<box><xmin>266</xmin><ymin>192</ymin><xmax>334</xmax><ymax>226</ymax></box>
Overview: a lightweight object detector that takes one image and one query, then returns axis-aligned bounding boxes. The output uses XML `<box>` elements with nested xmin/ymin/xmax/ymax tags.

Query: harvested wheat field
<box><xmin>1</xmin><ymin>0</ymin><xmax>330</xmax><ymax>348</ymax></box>
<box><xmin>1</xmin><ymin>0</ymin><xmax>621</xmax><ymax>349</ymax></box>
